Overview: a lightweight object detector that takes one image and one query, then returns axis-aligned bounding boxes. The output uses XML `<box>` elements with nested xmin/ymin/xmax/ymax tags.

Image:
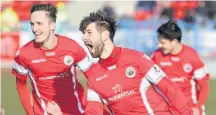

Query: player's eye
<box><xmin>37</xmin><ymin>22</ymin><xmax>42</xmax><ymax>26</ymax></box>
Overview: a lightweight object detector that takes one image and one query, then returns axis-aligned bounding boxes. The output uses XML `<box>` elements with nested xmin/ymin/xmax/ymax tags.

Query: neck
<box><xmin>171</xmin><ymin>43</ymin><xmax>182</xmax><ymax>55</ymax></box>
<box><xmin>100</xmin><ymin>40</ymin><xmax>114</xmax><ymax>59</ymax></box>
<box><xmin>41</xmin><ymin>33</ymin><xmax>57</xmax><ymax>50</ymax></box>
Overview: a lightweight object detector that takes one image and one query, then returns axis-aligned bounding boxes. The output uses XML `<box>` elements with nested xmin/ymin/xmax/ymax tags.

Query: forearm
<box><xmin>196</xmin><ymin>80</ymin><xmax>209</xmax><ymax>107</ymax></box>
<box><xmin>16</xmin><ymin>78</ymin><xmax>34</xmax><ymax>115</ymax></box>
<box><xmin>84</xmin><ymin>101</ymin><xmax>104</xmax><ymax>115</ymax></box>
<box><xmin>155</xmin><ymin>77</ymin><xmax>192</xmax><ymax>115</ymax></box>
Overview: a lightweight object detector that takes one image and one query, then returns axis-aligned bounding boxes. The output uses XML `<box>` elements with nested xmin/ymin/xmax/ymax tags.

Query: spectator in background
<box><xmin>195</xmin><ymin>1</ymin><xmax>209</xmax><ymax>27</ymax></box>
<box><xmin>102</xmin><ymin>1</ymin><xmax>116</xmax><ymax>18</ymax></box>
<box><xmin>135</xmin><ymin>1</ymin><xmax>156</xmax><ymax>21</ymax></box>
<box><xmin>160</xmin><ymin>1</ymin><xmax>173</xmax><ymax>21</ymax></box>
<box><xmin>206</xmin><ymin>1</ymin><xmax>216</xmax><ymax>21</ymax></box>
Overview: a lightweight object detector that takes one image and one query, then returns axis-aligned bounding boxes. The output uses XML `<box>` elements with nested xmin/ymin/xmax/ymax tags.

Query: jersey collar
<box><xmin>99</xmin><ymin>46</ymin><xmax>121</xmax><ymax>69</ymax></box>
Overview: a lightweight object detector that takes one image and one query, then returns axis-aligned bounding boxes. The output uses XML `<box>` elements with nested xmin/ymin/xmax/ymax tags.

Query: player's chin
<box><xmin>162</xmin><ymin>49</ymin><xmax>169</xmax><ymax>55</ymax></box>
<box><xmin>34</xmin><ymin>37</ymin><xmax>45</xmax><ymax>43</ymax></box>
<box><xmin>90</xmin><ymin>51</ymin><xmax>97</xmax><ymax>58</ymax></box>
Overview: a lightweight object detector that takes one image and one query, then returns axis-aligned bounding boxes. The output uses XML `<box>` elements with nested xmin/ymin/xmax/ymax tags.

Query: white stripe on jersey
<box><xmin>194</xmin><ymin>66</ymin><xmax>207</xmax><ymax>80</ymax></box>
<box><xmin>76</xmin><ymin>56</ymin><xmax>94</xmax><ymax>72</ymax></box>
<box><xmin>87</xmin><ymin>89</ymin><xmax>101</xmax><ymax>102</ymax></box>
<box><xmin>12</xmin><ymin>61</ymin><xmax>28</xmax><ymax>75</ymax></box>
<box><xmin>201</xmin><ymin>105</ymin><xmax>206</xmax><ymax>115</ymax></box>
<box><xmin>190</xmin><ymin>80</ymin><xmax>197</xmax><ymax>104</ymax></box>
<box><xmin>146</xmin><ymin>64</ymin><xmax>166</xmax><ymax>84</ymax></box>
<box><xmin>29</xmin><ymin>71</ymin><xmax>47</xmax><ymax>115</ymax></box>
<box><xmin>140</xmin><ymin>77</ymin><xmax>154</xmax><ymax>115</ymax></box>
<box><xmin>71</xmin><ymin>66</ymin><xmax>84</xmax><ymax>114</ymax></box>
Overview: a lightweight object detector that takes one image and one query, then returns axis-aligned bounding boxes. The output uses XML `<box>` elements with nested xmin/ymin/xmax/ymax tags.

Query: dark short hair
<box><xmin>157</xmin><ymin>20</ymin><xmax>182</xmax><ymax>42</ymax></box>
<box><xmin>31</xmin><ymin>3</ymin><xmax>57</xmax><ymax>22</ymax></box>
<box><xmin>79</xmin><ymin>10</ymin><xmax>117</xmax><ymax>42</ymax></box>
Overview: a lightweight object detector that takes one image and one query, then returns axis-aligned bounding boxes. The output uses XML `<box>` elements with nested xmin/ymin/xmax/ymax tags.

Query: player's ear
<box><xmin>102</xmin><ymin>30</ymin><xmax>109</xmax><ymax>42</ymax></box>
<box><xmin>50</xmin><ymin>22</ymin><xmax>56</xmax><ymax>31</ymax></box>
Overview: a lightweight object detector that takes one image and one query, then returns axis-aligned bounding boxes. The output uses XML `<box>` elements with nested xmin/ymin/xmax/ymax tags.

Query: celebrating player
<box><xmin>12</xmin><ymin>3</ymin><xmax>97</xmax><ymax>115</ymax></box>
<box><xmin>79</xmin><ymin>10</ymin><xmax>199</xmax><ymax>115</ymax></box>
<box><xmin>151</xmin><ymin>20</ymin><xmax>209</xmax><ymax>115</ymax></box>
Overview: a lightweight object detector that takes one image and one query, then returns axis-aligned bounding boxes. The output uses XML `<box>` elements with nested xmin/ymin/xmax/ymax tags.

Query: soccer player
<box><xmin>78</xmin><ymin>10</ymin><xmax>199</xmax><ymax>115</ymax></box>
<box><xmin>12</xmin><ymin>3</ymin><xmax>96</xmax><ymax>115</ymax></box>
<box><xmin>151</xmin><ymin>21</ymin><xmax>209</xmax><ymax>115</ymax></box>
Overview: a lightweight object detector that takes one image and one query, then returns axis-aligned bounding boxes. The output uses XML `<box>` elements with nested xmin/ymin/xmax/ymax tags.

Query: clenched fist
<box><xmin>46</xmin><ymin>101</ymin><xmax>62</xmax><ymax>115</ymax></box>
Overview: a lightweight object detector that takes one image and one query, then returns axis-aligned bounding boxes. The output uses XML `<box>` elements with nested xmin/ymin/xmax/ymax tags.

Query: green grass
<box><xmin>1</xmin><ymin>69</ymin><xmax>216</xmax><ymax>115</ymax></box>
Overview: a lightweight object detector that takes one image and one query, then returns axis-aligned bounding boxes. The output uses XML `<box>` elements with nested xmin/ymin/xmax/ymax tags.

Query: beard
<box><xmin>91</xmin><ymin>40</ymin><xmax>104</xmax><ymax>58</ymax></box>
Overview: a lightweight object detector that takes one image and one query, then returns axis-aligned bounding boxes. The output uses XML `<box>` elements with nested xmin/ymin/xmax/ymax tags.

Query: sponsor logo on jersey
<box><xmin>46</xmin><ymin>52</ymin><xmax>55</xmax><ymax>56</ymax></box>
<box><xmin>183</xmin><ymin>63</ymin><xmax>193</xmax><ymax>73</ymax></box>
<box><xmin>96</xmin><ymin>74</ymin><xmax>108</xmax><ymax>81</ymax></box>
<box><xmin>171</xmin><ymin>57</ymin><xmax>180</xmax><ymax>62</ymax></box>
<box><xmin>39</xmin><ymin>72</ymin><xmax>71</xmax><ymax>80</ymax></box>
<box><xmin>108</xmin><ymin>89</ymin><xmax>136</xmax><ymax>102</ymax></box>
<box><xmin>64</xmin><ymin>55</ymin><xmax>73</xmax><ymax>66</ymax></box>
<box><xmin>32</xmin><ymin>58</ymin><xmax>46</xmax><ymax>63</ymax></box>
<box><xmin>112</xmin><ymin>84</ymin><xmax>123</xmax><ymax>94</ymax></box>
<box><xmin>126</xmin><ymin>67</ymin><xmax>136</xmax><ymax>78</ymax></box>
<box><xmin>171</xmin><ymin>77</ymin><xmax>186</xmax><ymax>82</ymax></box>
<box><xmin>160</xmin><ymin>62</ymin><xmax>172</xmax><ymax>66</ymax></box>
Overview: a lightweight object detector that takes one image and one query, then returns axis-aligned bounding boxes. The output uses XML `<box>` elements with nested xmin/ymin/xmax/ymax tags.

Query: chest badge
<box><xmin>126</xmin><ymin>67</ymin><xmax>136</xmax><ymax>78</ymax></box>
<box><xmin>64</xmin><ymin>55</ymin><xmax>74</xmax><ymax>66</ymax></box>
<box><xmin>183</xmin><ymin>63</ymin><xmax>193</xmax><ymax>73</ymax></box>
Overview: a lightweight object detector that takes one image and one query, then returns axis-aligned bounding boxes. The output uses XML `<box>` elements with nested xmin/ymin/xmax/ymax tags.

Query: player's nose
<box><xmin>158</xmin><ymin>43</ymin><xmax>162</xmax><ymax>48</ymax></box>
<box><xmin>82</xmin><ymin>34</ymin><xmax>88</xmax><ymax>41</ymax></box>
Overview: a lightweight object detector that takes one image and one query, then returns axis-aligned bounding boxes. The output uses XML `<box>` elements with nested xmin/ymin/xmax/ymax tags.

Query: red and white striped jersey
<box><xmin>85</xmin><ymin>46</ymin><xmax>193</xmax><ymax>115</ymax></box>
<box><xmin>12</xmin><ymin>34</ymin><xmax>94</xmax><ymax>115</ymax></box>
<box><xmin>152</xmin><ymin>44</ymin><xmax>209</xmax><ymax>114</ymax></box>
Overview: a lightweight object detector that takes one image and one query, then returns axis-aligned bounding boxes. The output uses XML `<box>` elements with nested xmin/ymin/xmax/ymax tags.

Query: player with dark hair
<box><xmin>12</xmin><ymin>3</ymin><xmax>98</xmax><ymax>115</ymax></box>
<box><xmin>79</xmin><ymin>10</ymin><xmax>198</xmax><ymax>115</ymax></box>
<box><xmin>152</xmin><ymin>20</ymin><xmax>210</xmax><ymax>115</ymax></box>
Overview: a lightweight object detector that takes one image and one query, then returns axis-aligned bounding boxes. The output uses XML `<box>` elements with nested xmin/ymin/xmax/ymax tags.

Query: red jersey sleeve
<box><xmin>191</xmin><ymin>52</ymin><xmax>209</xmax><ymax>81</ymax></box>
<box><xmin>137</xmin><ymin>54</ymin><xmax>193</xmax><ymax>115</ymax></box>
<box><xmin>12</xmin><ymin>50</ymin><xmax>29</xmax><ymax>81</ymax></box>
<box><xmin>85</xmin><ymin>80</ymin><xmax>104</xmax><ymax>115</ymax></box>
<box><xmin>191</xmin><ymin>51</ymin><xmax>210</xmax><ymax>109</ymax></box>
<box><xmin>12</xmin><ymin>50</ymin><xmax>34</xmax><ymax>115</ymax></box>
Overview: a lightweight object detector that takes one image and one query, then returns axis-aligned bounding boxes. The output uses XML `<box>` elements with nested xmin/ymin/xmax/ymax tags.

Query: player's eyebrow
<box><xmin>86</xmin><ymin>29</ymin><xmax>91</xmax><ymax>31</ymax></box>
<box><xmin>84</xmin><ymin>29</ymin><xmax>92</xmax><ymax>33</ymax></box>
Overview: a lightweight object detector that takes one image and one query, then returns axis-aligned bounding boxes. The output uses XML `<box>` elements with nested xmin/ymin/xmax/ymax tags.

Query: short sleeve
<box><xmin>12</xmin><ymin>50</ymin><xmax>28</xmax><ymax>81</ymax></box>
<box><xmin>191</xmin><ymin>52</ymin><xmax>209</xmax><ymax>80</ymax></box>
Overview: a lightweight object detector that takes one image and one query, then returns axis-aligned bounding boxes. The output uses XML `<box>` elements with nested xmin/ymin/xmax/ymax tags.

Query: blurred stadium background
<box><xmin>1</xmin><ymin>1</ymin><xmax>216</xmax><ymax>115</ymax></box>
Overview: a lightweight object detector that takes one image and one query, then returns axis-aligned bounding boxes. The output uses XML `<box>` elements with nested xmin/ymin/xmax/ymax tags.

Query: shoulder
<box><xmin>57</xmin><ymin>34</ymin><xmax>79</xmax><ymax>45</ymax></box>
<box><xmin>57</xmin><ymin>34</ymin><xmax>83</xmax><ymax>50</ymax></box>
<box><xmin>152</xmin><ymin>48</ymin><xmax>163</xmax><ymax>57</ymax></box>
<box><xmin>120</xmin><ymin>48</ymin><xmax>152</xmax><ymax>63</ymax></box>
<box><xmin>182</xmin><ymin>44</ymin><xmax>200</xmax><ymax>58</ymax></box>
<box><xmin>17</xmin><ymin>40</ymin><xmax>35</xmax><ymax>58</ymax></box>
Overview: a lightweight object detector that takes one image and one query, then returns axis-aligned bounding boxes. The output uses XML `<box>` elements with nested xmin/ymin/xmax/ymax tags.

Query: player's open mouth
<box><xmin>85</xmin><ymin>43</ymin><xmax>93</xmax><ymax>51</ymax></box>
<box><xmin>34</xmin><ymin>33</ymin><xmax>43</xmax><ymax>37</ymax></box>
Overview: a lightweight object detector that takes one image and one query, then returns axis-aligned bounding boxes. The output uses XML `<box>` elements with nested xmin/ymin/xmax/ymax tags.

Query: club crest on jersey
<box><xmin>183</xmin><ymin>63</ymin><xmax>193</xmax><ymax>73</ymax></box>
<box><xmin>126</xmin><ymin>67</ymin><xmax>136</xmax><ymax>78</ymax></box>
<box><xmin>64</xmin><ymin>55</ymin><xmax>73</xmax><ymax>66</ymax></box>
